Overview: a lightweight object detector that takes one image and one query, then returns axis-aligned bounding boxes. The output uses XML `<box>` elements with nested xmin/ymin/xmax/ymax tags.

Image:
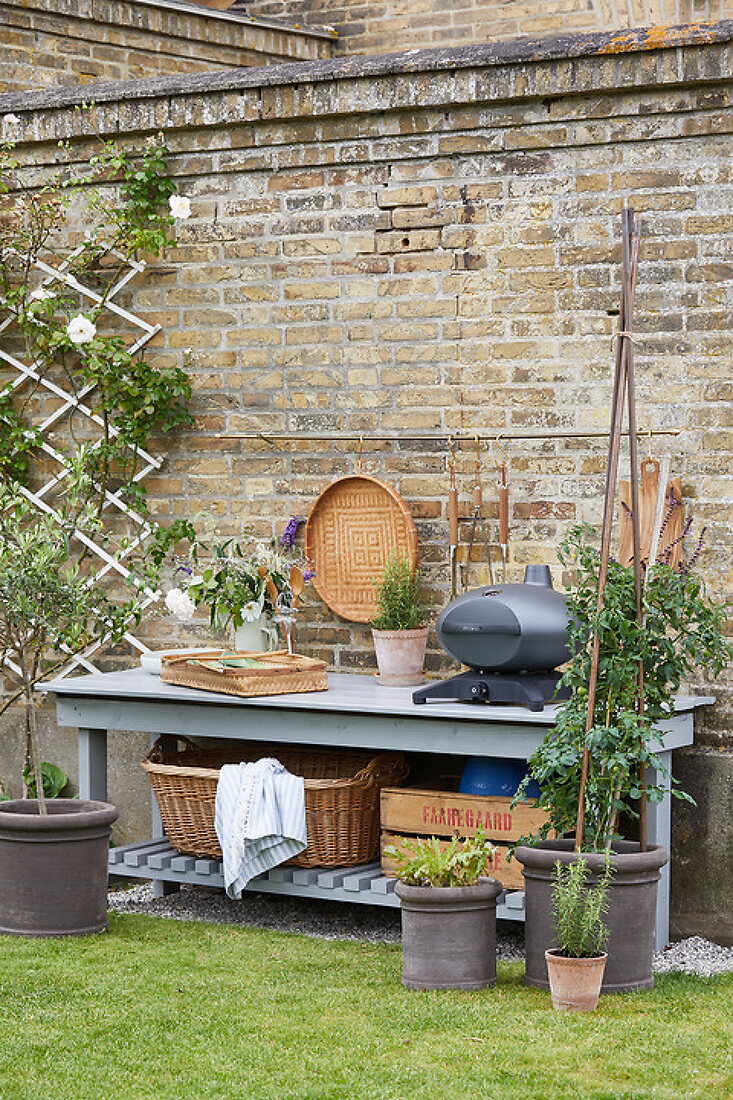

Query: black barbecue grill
<box><xmin>413</xmin><ymin>565</ymin><xmax>571</xmax><ymax>711</ymax></box>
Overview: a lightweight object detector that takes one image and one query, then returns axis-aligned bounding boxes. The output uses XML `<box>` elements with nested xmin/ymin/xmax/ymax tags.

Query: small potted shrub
<box><xmin>371</xmin><ymin>553</ymin><xmax>431</xmax><ymax>686</ymax></box>
<box><xmin>386</xmin><ymin>831</ymin><xmax>502</xmax><ymax>990</ymax></box>
<box><xmin>545</xmin><ymin>856</ymin><xmax>612</xmax><ymax>1011</ymax></box>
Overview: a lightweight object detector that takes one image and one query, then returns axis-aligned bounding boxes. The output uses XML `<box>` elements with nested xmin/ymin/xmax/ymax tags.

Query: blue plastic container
<box><xmin>459</xmin><ymin>757</ymin><xmax>541</xmax><ymax>799</ymax></box>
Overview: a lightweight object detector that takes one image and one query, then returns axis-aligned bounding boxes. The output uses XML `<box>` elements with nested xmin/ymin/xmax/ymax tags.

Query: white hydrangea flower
<box><xmin>66</xmin><ymin>315</ymin><xmax>97</xmax><ymax>345</ymax></box>
<box><xmin>168</xmin><ymin>195</ymin><xmax>191</xmax><ymax>220</ymax></box>
<box><xmin>164</xmin><ymin>587</ymin><xmax>196</xmax><ymax>621</ymax></box>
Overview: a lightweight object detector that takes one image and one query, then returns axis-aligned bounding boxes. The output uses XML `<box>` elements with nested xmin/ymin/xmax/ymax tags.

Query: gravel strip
<box><xmin>108</xmin><ymin>883</ymin><xmax>733</xmax><ymax>974</ymax></box>
<box><xmin>108</xmin><ymin>882</ymin><xmax>525</xmax><ymax>959</ymax></box>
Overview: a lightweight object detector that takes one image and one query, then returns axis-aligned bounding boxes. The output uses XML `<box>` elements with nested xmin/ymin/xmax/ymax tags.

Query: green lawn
<box><xmin>0</xmin><ymin>914</ymin><xmax>730</xmax><ymax>1100</ymax></box>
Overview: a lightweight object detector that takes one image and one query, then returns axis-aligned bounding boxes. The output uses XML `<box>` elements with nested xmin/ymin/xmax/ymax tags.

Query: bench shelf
<box><xmin>44</xmin><ymin>668</ymin><xmax>710</xmax><ymax>948</ymax></box>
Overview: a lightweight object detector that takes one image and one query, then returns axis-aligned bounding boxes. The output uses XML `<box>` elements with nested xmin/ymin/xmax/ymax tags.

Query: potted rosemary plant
<box><xmin>545</xmin><ymin>856</ymin><xmax>612</xmax><ymax>1011</ymax></box>
<box><xmin>386</xmin><ymin>831</ymin><xmax>502</xmax><ymax>990</ymax></box>
<box><xmin>514</xmin><ymin>524</ymin><xmax>730</xmax><ymax>992</ymax></box>
<box><xmin>371</xmin><ymin>553</ymin><xmax>431</xmax><ymax>686</ymax></box>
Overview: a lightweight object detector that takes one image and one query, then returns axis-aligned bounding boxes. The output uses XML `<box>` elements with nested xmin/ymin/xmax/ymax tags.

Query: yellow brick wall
<box><xmin>2</xmin><ymin>31</ymin><xmax>729</xmax><ymax>739</ymax></box>
<box><xmin>246</xmin><ymin>0</ymin><xmax>733</xmax><ymax>54</ymax></box>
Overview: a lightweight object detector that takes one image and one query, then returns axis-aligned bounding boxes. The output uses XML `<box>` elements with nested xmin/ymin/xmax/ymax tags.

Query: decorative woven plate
<box><xmin>305</xmin><ymin>475</ymin><xmax>418</xmax><ymax>622</ymax></box>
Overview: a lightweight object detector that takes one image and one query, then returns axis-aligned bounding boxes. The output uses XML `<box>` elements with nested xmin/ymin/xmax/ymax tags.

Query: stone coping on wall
<box><xmin>0</xmin><ymin>0</ymin><xmax>337</xmax><ymax>67</ymax></box>
<box><xmin>1</xmin><ymin>17</ymin><xmax>733</xmax><ymax>132</ymax></box>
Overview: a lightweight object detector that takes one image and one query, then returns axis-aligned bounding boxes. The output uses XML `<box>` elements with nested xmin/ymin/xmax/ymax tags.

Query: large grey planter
<box><xmin>0</xmin><ymin>798</ymin><xmax>118</xmax><ymax>937</ymax></box>
<box><xmin>395</xmin><ymin>877</ymin><xmax>503</xmax><ymax>990</ymax></box>
<box><xmin>515</xmin><ymin>839</ymin><xmax>669</xmax><ymax>993</ymax></box>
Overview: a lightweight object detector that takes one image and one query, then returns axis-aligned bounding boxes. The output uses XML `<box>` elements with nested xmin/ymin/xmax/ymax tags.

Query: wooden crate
<box><xmin>380</xmin><ymin>787</ymin><xmax>552</xmax><ymax>891</ymax></box>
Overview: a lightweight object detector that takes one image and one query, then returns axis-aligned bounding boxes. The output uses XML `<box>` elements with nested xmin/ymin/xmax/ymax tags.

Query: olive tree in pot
<box><xmin>386</xmin><ymin>831</ymin><xmax>502</xmax><ymax>990</ymax></box>
<box><xmin>545</xmin><ymin>856</ymin><xmax>612</xmax><ymax>1012</ymax></box>
<box><xmin>371</xmin><ymin>554</ymin><xmax>431</xmax><ymax>686</ymax></box>
<box><xmin>0</xmin><ymin>487</ymin><xmax>150</xmax><ymax>936</ymax></box>
<box><xmin>0</xmin><ymin>130</ymin><xmax>195</xmax><ymax>934</ymax></box>
<box><xmin>514</xmin><ymin>525</ymin><xmax>730</xmax><ymax>993</ymax></box>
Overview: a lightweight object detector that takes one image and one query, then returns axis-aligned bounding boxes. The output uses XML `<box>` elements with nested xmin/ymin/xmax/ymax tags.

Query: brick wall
<box><xmin>0</xmin><ymin>0</ymin><xmax>336</xmax><ymax>93</ymax></box>
<box><xmin>245</xmin><ymin>0</ymin><xmax>733</xmax><ymax>54</ymax></box>
<box><xmin>2</xmin><ymin>24</ymin><xmax>732</xmax><ymax>934</ymax></box>
<box><xmin>2</xmin><ymin>21</ymin><xmax>730</xmax><ymax>725</ymax></box>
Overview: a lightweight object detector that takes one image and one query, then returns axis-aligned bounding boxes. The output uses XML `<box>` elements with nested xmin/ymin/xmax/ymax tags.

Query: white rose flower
<box><xmin>241</xmin><ymin>600</ymin><xmax>264</xmax><ymax>622</ymax></box>
<box><xmin>2</xmin><ymin>114</ymin><xmax>20</xmax><ymax>126</ymax></box>
<box><xmin>168</xmin><ymin>195</ymin><xmax>191</xmax><ymax>220</ymax></box>
<box><xmin>66</xmin><ymin>315</ymin><xmax>97</xmax><ymax>345</ymax></box>
<box><xmin>164</xmin><ymin>587</ymin><xmax>197</xmax><ymax>621</ymax></box>
<box><xmin>30</xmin><ymin>286</ymin><xmax>55</xmax><ymax>301</ymax></box>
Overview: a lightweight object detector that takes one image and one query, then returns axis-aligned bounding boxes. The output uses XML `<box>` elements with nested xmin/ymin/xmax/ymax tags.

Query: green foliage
<box><xmin>0</xmin><ymin>126</ymin><xmax>195</xmax><ymax>806</ymax></box>
<box><xmin>0</xmin><ymin>386</ymin><xmax>41</xmax><ymax>484</ymax></box>
<box><xmin>0</xmin><ymin>485</ymin><xmax>146</xmax><ymax>675</ymax></box>
<box><xmin>384</xmin><ymin>830</ymin><xmax>495</xmax><ymax>887</ymax></box>
<box><xmin>551</xmin><ymin>856</ymin><xmax>612</xmax><ymax>959</ymax></box>
<box><xmin>23</xmin><ymin>761</ymin><xmax>69</xmax><ymax>800</ymax></box>
<box><xmin>371</xmin><ymin>553</ymin><xmax>430</xmax><ymax>631</ymax></box>
<box><xmin>515</xmin><ymin>524</ymin><xmax>731</xmax><ymax>851</ymax></box>
<box><xmin>0</xmin><ymin>129</ymin><xmax>193</xmax><ymax>499</ymax></box>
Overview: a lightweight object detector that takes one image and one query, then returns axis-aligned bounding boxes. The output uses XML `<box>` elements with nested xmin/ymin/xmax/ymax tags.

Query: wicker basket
<box><xmin>305</xmin><ymin>474</ymin><xmax>418</xmax><ymax>622</ymax></box>
<box><xmin>142</xmin><ymin>737</ymin><xmax>409</xmax><ymax>868</ymax></box>
<box><xmin>160</xmin><ymin>650</ymin><xmax>328</xmax><ymax>698</ymax></box>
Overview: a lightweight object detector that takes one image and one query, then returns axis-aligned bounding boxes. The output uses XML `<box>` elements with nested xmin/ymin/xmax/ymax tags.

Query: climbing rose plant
<box><xmin>0</xmin><ymin>125</ymin><xmax>196</xmax><ymax>804</ymax></box>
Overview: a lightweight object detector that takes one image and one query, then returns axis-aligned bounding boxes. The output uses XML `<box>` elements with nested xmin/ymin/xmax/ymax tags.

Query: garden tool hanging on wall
<box><xmin>446</xmin><ymin>438</ymin><xmax>459</xmax><ymax>599</ymax></box>
<box><xmin>495</xmin><ymin>437</ymin><xmax>510</xmax><ymax>583</ymax></box>
<box><xmin>461</xmin><ymin>436</ymin><xmax>494</xmax><ymax>590</ymax></box>
<box><xmin>618</xmin><ymin>433</ymin><xmax>684</xmax><ymax>572</ymax></box>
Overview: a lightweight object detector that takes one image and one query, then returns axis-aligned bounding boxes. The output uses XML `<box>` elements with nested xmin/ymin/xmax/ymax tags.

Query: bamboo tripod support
<box><xmin>574</xmin><ymin>207</ymin><xmax>648</xmax><ymax>852</ymax></box>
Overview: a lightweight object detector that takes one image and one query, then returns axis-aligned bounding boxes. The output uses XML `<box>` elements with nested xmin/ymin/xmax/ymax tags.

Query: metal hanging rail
<box><xmin>217</xmin><ymin>428</ymin><xmax>681</xmax><ymax>444</ymax></box>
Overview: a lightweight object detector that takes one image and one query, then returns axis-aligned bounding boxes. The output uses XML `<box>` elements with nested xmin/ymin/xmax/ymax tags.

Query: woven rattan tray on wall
<box><xmin>305</xmin><ymin>474</ymin><xmax>418</xmax><ymax>622</ymax></box>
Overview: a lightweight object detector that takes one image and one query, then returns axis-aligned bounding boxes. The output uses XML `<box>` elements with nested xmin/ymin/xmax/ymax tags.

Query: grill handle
<box><xmin>441</xmin><ymin>622</ymin><xmax>520</xmax><ymax>635</ymax></box>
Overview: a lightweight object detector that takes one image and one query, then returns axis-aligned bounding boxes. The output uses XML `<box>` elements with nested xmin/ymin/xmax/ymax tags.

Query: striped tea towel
<box><xmin>214</xmin><ymin>758</ymin><xmax>307</xmax><ymax>899</ymax></box>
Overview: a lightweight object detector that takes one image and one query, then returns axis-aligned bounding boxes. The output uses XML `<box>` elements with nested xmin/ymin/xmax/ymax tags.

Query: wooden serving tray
<box><xmin>160</xmin><ymin>649</ymin><xmax>329</xmax><ymax>698</ymax></box>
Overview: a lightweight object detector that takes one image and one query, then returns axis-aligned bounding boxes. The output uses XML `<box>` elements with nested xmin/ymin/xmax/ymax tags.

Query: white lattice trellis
<box><xmin>1</xmin><ymin>250</ymin><xmax>164</xmax><ymax>677</ymax></box>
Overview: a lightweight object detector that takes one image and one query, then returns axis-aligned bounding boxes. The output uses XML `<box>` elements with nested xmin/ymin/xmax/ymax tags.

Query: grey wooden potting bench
<box><xmin>44</xmin><ymin>669</ymin><xmax>712</xmax><ymax>949</ymax></box>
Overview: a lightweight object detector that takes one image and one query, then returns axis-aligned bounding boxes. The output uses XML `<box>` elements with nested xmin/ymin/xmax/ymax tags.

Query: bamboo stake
<box><xmin>575</xmin><ymin>208</ymin><xmax>640</xmax><ymax>851</ymax></box>
<box><xmin>623</xmin><ymin>218</ymin><xmax>648</xmax><ymax>852</ymax></box>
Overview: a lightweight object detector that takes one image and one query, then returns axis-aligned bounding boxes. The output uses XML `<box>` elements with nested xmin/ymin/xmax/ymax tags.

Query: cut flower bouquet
<box><xmin>165</xmin><ymin>518</ymin><xmax>312</xmax><ymax>634</ymax></box>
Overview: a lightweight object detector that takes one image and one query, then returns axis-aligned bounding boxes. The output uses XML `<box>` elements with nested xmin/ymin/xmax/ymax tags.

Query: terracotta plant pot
<box><xmin>394</xmin><ymin>877</ymin><xmax>503</xmax><ymax>990</ymax></box>
<box><xmin>545</xmin><ymin>949</ymin><xmax>607</xmax><ymax>1011</ymax></box>
<box><xmin>515</xmin><ymin>839</ymin><xmax>669</xmax><ymax>993</ymax></box>
<box><xmin>372</xmin><ymin>626</ymin><xmax>428</xmax><ymax>686</ymax></box>
<box><xmin>0</xmin><ymin>798</ymin><xmax>118</xmax><ymax>937</ymax></box>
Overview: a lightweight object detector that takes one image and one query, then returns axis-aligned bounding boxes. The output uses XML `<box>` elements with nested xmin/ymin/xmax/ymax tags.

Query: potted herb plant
<box><xmin>371</xmin><ymin>553</ymin><xmax>431</xmax><ymax>686</ymax></box>
<box><xmin>514</xmin><ymin>524</ymin><xmax>730</xmax><ymax>992</ymax></box>
<box><xmin>386</xmin><ymin>831</ymin><xmax>502</xmax><ymax>990</ymax></box>
<box><xmin>545</xmin><ymin>856</ymin><xmax>612</xmax><ymax>1011</ymax></box>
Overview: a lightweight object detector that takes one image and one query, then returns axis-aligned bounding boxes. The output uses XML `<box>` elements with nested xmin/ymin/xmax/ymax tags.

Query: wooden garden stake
<box><xmin>575</xmin><ymin>207</ymin><xmax>640</xmax><ymax>851</ymax></box>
